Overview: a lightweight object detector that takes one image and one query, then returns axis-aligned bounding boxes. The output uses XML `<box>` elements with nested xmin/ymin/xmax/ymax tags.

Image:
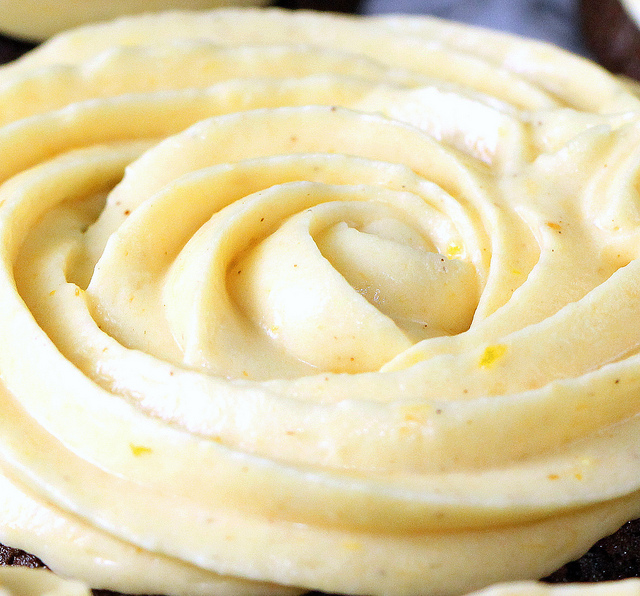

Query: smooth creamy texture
<box><xmin>0</xmin><ymin>568</ymin><xmax>91</xmax><ymax>596</ymax></box>
<box><xmin>0</xmin><ymin>0</ymin><xmax>269</xmax><ymax>41</ymax></box>
<box><xmin>3</xmin><ymin>570</ymin><xmax>640</xmax><ymax>596</ymax></box>
<box><xmin>1</xmin><ymin>8</ymin><xmax>640</xmax><ymax>596</ymax></box>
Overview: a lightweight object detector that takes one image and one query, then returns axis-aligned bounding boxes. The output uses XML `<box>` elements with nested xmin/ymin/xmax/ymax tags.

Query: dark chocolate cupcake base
<box><xmin>0</xmin><ymin>35</ymin><xmax>34</xmax><ymax>64</ymax></box>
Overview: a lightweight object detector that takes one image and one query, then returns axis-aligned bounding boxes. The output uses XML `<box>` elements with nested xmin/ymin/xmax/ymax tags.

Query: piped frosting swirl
<box><xmin>1</xmin><ymin>8</ymin><xmax>640</xmax><ymax>596</ymax></box>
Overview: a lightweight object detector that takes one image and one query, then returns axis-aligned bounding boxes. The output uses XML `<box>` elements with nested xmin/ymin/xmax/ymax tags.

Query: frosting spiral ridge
<box><xmin>1</xmin><ymin>8</ymin><xmax>640</xmax><ymax>596</ymax></box>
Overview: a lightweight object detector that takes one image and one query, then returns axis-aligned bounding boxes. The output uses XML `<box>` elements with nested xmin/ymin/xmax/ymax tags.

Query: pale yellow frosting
<box><xmin>0</xmin><ymin>568</ymin><xmax>91</xmax><ymax>596</ymax></box>
<box><xmin>0</xmin><ymin>0</ymin><xmax>270</xmax><ymax>41</ymax></box>
<box><xmin>3</xmin><ymin>568</ymin><xmax>640</xmax><ymax>596</ymax></box>
<box><xmin>1</xmin><ymin>8</ymin><xmax>640</xmax><ymax>596</ymax></box>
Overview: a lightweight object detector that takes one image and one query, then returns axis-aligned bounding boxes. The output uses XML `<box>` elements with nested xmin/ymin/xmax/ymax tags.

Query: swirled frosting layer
<box><xmin>1</xmin><ymin>8</ymin><xmax>640</xmax><ymax>596</ymax></box>
<box><xmin>0</xmin><ymin>0</ymin><xmax>270</xmax><ymax>41</ymax></box>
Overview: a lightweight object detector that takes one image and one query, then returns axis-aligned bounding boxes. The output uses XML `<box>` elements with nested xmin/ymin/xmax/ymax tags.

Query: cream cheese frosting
<box><xmin>1</xmin><ymin>7</ymin><xmax>640</xmax><ymax>596</ymax></box>
<box><xmin>0</xmin><ymin>0</ymin><xmax>270</xmax><ymax>42</ymax></box>
<box><xmin>0</xmin><ymin>568</ymin><xmax>91</xmax><ymax>596</ymax></box>
<box><xmin>3</xmin><ymin>569</ymin><xmax>640</xmax><ymax>596</ymax></box>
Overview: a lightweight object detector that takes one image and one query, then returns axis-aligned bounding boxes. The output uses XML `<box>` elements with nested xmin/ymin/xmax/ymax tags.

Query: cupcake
<box><xmin>1</xmin><ymin>7</ymin><xmax>640</xmax><ymax>596</ymax></box>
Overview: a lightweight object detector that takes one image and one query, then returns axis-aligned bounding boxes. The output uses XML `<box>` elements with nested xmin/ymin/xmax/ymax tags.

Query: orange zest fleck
<box><xmin>130</xmin><ymin>444</ymin><xmax>153</xmax><ymax>457</ymax></box>
<box><xmin>478</xmin><ymin>344</ymin><xmax>508</xmax><ymax>369</ymax></box>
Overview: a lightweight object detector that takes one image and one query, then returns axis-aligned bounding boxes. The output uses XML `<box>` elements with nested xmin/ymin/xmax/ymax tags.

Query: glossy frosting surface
<box><xmin>1</xmin><ymin>8</ymin><xmax>640</xmax><ymax>596</ymax></box>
